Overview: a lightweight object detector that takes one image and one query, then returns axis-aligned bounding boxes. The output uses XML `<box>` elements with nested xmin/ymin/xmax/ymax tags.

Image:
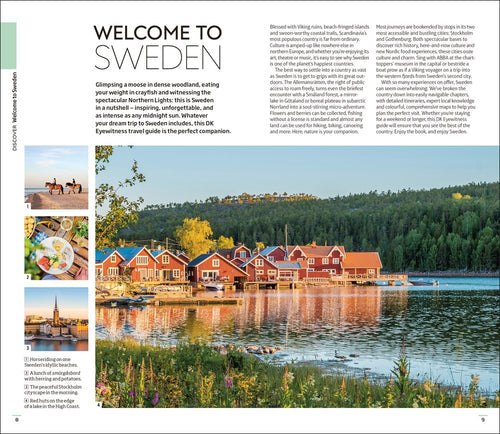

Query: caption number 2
<box><xmin>25</xmin><ymin>274</ymin><xmax>31</xmax><ymax>280</ymax></box>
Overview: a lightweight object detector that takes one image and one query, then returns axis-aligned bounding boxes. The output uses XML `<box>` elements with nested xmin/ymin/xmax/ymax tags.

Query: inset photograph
<box><xmin>25</xmin><ymin>146</ymin><xmax>88</xmax><ymax>209</ymax></box>
<box><xmin>25</xmin><ymin>287</ymin><xmax>88</xmax><ymax>351</ymax></box>
<box><xmin>25</xmin><ymin>216</ymin><xmax>88</xmax><ymax>280</ymax></box>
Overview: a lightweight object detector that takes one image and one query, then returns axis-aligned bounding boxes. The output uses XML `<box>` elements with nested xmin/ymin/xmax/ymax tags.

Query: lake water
<box><xmin>26</xmin><ymin>340</ymin><xmax>88</xmax><ymax>351</ymax></box>
<box><xmin>95</xmin><ymin>277</ymin><xmax>499</xmax><ymax>393</ymax></box>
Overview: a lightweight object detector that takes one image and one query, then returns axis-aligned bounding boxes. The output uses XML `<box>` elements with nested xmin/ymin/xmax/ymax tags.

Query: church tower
<box><xmin>53</xmin><ymin>296</ymin><xmax>60</xmax><ymax>325</ymax></box>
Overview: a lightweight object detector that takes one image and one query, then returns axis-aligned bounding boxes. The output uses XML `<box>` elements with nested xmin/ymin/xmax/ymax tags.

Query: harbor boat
<box><xmin>71</xmin><ymin>337</ymin><xmax>78</xmax><ymax>342</ymax></box>
<box><xmin>409</xmin><ymin>279</ymin><xmax>439</xmax><ymax>286</ymax></box>
<box><xmin>204</xmin><ymin>283</ymin><xmax>224</xmax><ymax>291</ymax></box>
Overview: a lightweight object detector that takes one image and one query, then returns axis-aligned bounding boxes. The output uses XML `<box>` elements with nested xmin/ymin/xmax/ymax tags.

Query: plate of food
<box><xmin>35</xmin><ymin>237</ymin><xmax>74</xmax><ymax>275</ymax></box>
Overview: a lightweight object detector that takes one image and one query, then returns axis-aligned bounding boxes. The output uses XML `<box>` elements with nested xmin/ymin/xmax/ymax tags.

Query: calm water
<box><xmin>26</xmin><ymin>340</ymin><xmax>88</xmax><ymax>351</ymax></box>
<box><xmin>96</xmin><ymin>277</ymin><xmax>499</xmax><ymax>392</ymax></box>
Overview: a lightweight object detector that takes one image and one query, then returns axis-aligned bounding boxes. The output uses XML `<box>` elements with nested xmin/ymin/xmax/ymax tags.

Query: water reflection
<box><xmin>96</xmin><ymin>278</ymin><xmax>499</xmax><ymax>392</ymax></box>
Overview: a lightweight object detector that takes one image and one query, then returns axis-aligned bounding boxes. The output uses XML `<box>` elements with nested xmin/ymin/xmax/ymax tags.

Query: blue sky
<box><xmin>96</xmin><ymin>146</ymin><xmax>499</xmax><ymax>207</ymax></box>
<box><xmin>25</xmin><ymin>287</ymin><xmax>88</xmax><ymax>319</ymax></box>
<box><xmin>25</xmin><ymin>146</ymin><xmax>88</xmax><ymax>188</ymax></box>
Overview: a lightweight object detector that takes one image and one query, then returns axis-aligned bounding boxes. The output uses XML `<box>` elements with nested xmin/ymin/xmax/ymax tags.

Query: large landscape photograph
<box><xmin>95</xmin><ymin>146</ymin><xmax>499</xmax><ymax>408</ymax></box>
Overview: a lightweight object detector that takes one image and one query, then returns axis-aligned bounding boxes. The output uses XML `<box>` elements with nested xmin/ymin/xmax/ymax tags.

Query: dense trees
<box><xmin>118</xmin><ymin>182</ymin><xmax>499</xmax><ymax>272</ymax></box>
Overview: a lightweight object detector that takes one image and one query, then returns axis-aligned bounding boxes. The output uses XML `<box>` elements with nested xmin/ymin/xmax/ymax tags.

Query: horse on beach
<box><xmin>45</xmin><ymin>181</ymin><xmax>64</xmax><ymax>195</ymax></box>
<box><xmin>65</xmin><ymin>182</ymin><xmax>82</xmax><ymax>194</ymax></box>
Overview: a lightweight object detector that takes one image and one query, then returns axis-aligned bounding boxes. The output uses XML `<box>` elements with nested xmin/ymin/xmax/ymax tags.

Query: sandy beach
<box><xmin>26</xmin><ymin>189</ymin><xmax>88</xmax><ymax>209</ymax></box>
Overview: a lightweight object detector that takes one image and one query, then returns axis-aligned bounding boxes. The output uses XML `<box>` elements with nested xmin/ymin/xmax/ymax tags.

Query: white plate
<box><xmin>35</xmin><ymin>237</ymin><xmax>74</xmax><ymax>275</ymax></box>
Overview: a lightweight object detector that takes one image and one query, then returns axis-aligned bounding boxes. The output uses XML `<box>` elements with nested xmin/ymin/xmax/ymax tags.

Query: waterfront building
<box><xmin>187</xmin><ymin>252</ymin><xmax>248</xmax><ymax>283</ymax></box>
<box><xmin>216</xmin><ymin>244</ymin><xmax>252</xmax><ymax>261</ymax></box>
<box><xmin>151</xmin><ymin>249</ymin><xmax>187</xmax><ymax>281</ymax></box>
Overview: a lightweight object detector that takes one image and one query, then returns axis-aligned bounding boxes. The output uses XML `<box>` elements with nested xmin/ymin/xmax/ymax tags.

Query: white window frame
<box><xmin>333</xmin><ymin>258</ymin><xmax>339</xmax><ymax>264</ymax></box>
<box><xmin>268</xmin><ymin>269</ymin><xmax>276</xmax><ymax>275</ymax></box>
<box><xmin>110</xmin><ymin>255</ymin><xmax>116</xmax><ymax>263</ymax></box>
<box><xmin>239</xmin><ymin>251</ymin><xmax>247</xmax><ymax>258</ymax></box>
<box><xmin>308</xmin><ymin>258</ymin><xmax>315</xmax><ymax>265</ymax></box>
<box><xmin>322</xmin><ymin>258</ymin><xmax>329</xmax><ymax>264</ymax></box>
<box><xmin>148</xmin><ymin>269</ymin><xmax>154</xmax><ymax>278</ymax></box>
<box><xmin>268</xmin><ymin>256</ymin><xmax>274</xmax><ymax>262</ymax></box>
<box><xmin>136</xmin><ymin>256</ymin><xmax>148</xmax><ymax>265</ymax></box>
<box><xmin>212</xmin><ymin>259</ymin><xmax>220</xmax><ymax>267</ymax></box>
<box><xmin>368</xmin><ymin>269</ymin><xmax>375</xmax><ymax>275</ymax></box>
<box><xmin>96</xmin><ymin>268</ymin><xmax>102</xmax><ymax>276</ymax></box>
<box><xmin>162</xmin><ymin>255</ymin><xmax>170</xmax><ymax>264</ymax></box>
<box><xmin>202</xmin><ymin>270</ymin><xmax>219</xmax><ymax>279</ymax></box>
<box><xmin>255</xmin><ymin>259</ymin><xmax>264</xmax><ymax>267</ymax></box>
<box><xmin>155</xmin><ymin>269</ymin><xmax>159</xmax><ymax>278</ymax></box>
<box><xmin>330</xmin><ymin>269</ymin><xmax>336</xmax><ymax>275</ymax></box>
<box><xmin>256</xmin><ymin>270</ymin><xmax>264</xmax><ymax>275</ymax></box>
<box><xmin>308</xmin><ymin>268</ymin><xmax>314</xmax><ymax>272</ymax></box>
<box><xmin>173</xmin><ymin>269</ymin><xmax>181</xmax><ymax>278</ymax></box>
<box><xmin>108</xmin><ymin>267</ymin><xmax>119</xmax><ymax>276</ymax></box>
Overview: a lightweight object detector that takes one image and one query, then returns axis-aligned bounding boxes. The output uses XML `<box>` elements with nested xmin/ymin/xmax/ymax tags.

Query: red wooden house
<box><xmin>115</xmin><ymin>247</ymin><xmax>159</xmax><ymax>281</ymax></box>
<box><xmin>342</xmin><ymin>252</ymin><xmax>382</xmax><ymax>277</ymax></box>
<box><xmin>151</xmin><ymin>249</ymin><xmax>188</xmax><ymax>281</ymax></box>
<box><xmin>239</xmin><ymin>254</ymin><xmax>279</xmax><ymax>281</ymax></box>
<box><xmin>216</xmin><ymin>244</ymin><xmax>252</xmax><ymax>261</ymax></box>
<box><xmin>258</xmin><ymin>246</ymin><xmax>287</xmax><ymax>262</ymax></box>
<box><xmin>288</xmin><ymin>242</ymin><xmax>345</xmax><ymax>275</ymax></box>
<box><xmin>95</xmin><ymin>248</ymin><xmax>126</xmax><ymax>278</ymax></box>
<box><xmin>187</xmin><ymin>252</ymin><xmax>248</xmax><ymax>283</ymax></box>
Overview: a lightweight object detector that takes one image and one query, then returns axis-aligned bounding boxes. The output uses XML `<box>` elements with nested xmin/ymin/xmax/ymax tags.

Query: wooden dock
<box><xmin>243</xmin><ymin>281</ymin><xmax>302</xmax><ymax>290</ymax></box>
<box><xmin>96</xmin><ymin>295</ymin><xmax>242</xmax><ymax>306</ymax></box>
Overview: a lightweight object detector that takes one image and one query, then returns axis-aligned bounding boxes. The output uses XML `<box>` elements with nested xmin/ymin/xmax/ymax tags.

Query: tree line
<box><xmin>118</xmin><ymin>182</ymin><xmax>499</xmax><ymax>272</ymax></box>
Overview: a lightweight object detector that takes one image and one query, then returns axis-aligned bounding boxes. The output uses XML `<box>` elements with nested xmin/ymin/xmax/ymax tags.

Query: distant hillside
<box><xmin>118</xmin><ymin>182</ymin><xmax>499</xmax><ymax>272</ymax></box>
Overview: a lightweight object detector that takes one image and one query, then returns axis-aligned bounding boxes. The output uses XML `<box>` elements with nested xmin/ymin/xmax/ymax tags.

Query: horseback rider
<box><xmin>72</xmin><ymin>178</ymin><xmax>76</xmax><ymax>186</ymax></box>
<box><xmin>53</xmin><ymin>178</ymin><xmax>57</xmax><ymax>185</ymax></box>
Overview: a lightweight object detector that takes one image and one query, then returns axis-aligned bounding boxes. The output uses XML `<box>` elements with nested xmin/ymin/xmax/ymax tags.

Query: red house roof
<box><xmin>343</xmin><ymin>252</ymin><xmax>382</xmax><ymax>269</ymax></box>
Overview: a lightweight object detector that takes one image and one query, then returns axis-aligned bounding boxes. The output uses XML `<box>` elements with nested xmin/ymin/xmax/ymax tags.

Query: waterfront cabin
<box><xmin>274</xmin><ymin>261</ymin><xmax>307</xmax><ymax>281</ymax></box>
<box><xmin>216</xmin><ymin>244</ymin><xmax>252</xmax><ymax>261</ymax></box>
<box><xmin>239</xmin><ymin>254</ymin><xmax>279</xmax><ymax>281</ymax></box>
<box><xmin>288</xmin><ymin>242</ymin><xmax>345</xmax><ymax>275</ymax></box>
<box><xmin>342</xmin><ymin>252</ymin><xmax>382</xmax><ymax>278</ymax></box>
<box><xmin>151</xmin><ymin>249</ymin><xmax>187</xmax><ymax>281</ymax></box>
<box><xmin>187</xmin><ymin>252</ymin><xmax>248</xmax><ymax>284</ymax></box>
<box><xmin>95</xmin><ymin>248</ymin><xmax>126</xmax><ymax>278</ymax></box>
<box><xmin>115</xmin><ymin>246</ymin><xmax>159</xmax><ymax>281</ymax></box>
<box><xmin>258</xmin><ymin>246</ymin><xmax>288</xmax><ymax>262</ymax></box>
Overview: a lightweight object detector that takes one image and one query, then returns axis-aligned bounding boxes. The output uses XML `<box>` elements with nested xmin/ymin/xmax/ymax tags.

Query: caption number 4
<box><xmin>96</xmin><ymin>402</ymin><xmax>102</xmax><ymax>407</ymax></box>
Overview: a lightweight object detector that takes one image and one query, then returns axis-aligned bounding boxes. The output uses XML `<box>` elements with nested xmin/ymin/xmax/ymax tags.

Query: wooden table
<box><xmin>33</xmin><ymin>216</ymin><xmax>88</xmax><ymax>280</ymax></box>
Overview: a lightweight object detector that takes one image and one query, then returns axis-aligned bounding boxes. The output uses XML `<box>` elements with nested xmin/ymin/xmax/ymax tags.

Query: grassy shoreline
<box><xmin>96</xmin><ymin>339</ymin><xmax>499</xmax><ymax>408</ymax></box>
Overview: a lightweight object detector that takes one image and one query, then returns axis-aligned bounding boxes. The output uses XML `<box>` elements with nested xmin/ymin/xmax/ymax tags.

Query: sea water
<box><xmin>25</xmin><ymin>187</ymin><xmax>48</xmax><ymax>201</ymax></box>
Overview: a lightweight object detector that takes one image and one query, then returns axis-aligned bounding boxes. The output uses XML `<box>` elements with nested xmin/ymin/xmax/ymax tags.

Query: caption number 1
<box><xmin>25</xmin><ymin>203</ymin><xmax>31</xmax><ymax>209</ymax></box>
